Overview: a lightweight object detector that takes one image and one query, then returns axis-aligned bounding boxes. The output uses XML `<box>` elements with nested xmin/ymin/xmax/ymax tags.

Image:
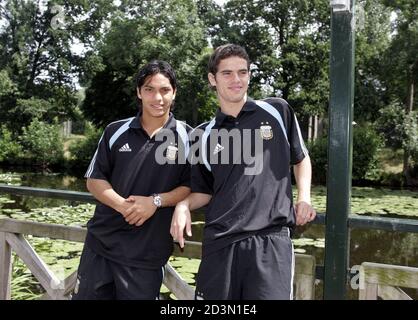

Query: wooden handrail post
<box><xmin>359</xmin><ymin>262</ymin><xmax>418</xmax><ymax>300</ymax></box>
<box><xmin>0</xmin><ymin>232</ymin><xmax>12</xmax><ymax>300</ymax></box>
<box><xmin>294</xmin><ymin>254</ymin><xmax>316</xmax><ymax>300</ymax></box>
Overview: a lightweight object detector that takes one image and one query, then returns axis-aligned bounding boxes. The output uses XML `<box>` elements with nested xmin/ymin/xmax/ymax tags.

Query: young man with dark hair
<box><xmin>72</xmin><ymin>60</ymin><xmax>191</xmax><ymax>300</ymax></box>
<box><xmin>171</xmin><ymin>44</ymin><xmax>316</xmax><ymax>300</ymax></box>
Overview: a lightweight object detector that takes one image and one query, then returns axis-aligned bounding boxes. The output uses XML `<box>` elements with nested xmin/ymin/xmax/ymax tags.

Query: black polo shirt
<box><xmin>84</xmin><ymin>112</ymin><xmax>191</xmax><ymax>269</ymax></box>
<box><xmin>191</xmin><ymin>97</ymin><xmax>308</xmax><ymax>256</ymax></box>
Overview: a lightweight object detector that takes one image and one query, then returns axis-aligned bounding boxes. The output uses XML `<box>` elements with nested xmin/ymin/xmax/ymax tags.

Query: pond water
<box><xmin>0</xmin><ymin>170</ymin><xmax>417</xmax><ymax>300</ymax></box>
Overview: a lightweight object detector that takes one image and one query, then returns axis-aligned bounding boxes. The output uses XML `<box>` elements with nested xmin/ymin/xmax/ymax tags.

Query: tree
<box><xmin>0</xmin><ymin>0</ymin><xmax>115</xmax><ymax>130</ymax></box>
<box><xmin>81</xmin><ymin>0</ymin><xmax>209</xmax><ymax>127</ymax></box>
<box><xmin>380</xmin><ymin>0</ymin><xmax>418</xmax><ymax>184</ymax></box>
<box><xmin>354</xmin><ymin>0</ymin><xmax>392</xmax><ymax>122</ymax></box>
<box><xmin>211</xmin><ymin>0</ymin><xmax>330</xmax><ymax>107</ymax></box>
<box><xmin>204</xmin><ymin>0</ymin><xmax>330</xmax><ymax>140</ymax></box>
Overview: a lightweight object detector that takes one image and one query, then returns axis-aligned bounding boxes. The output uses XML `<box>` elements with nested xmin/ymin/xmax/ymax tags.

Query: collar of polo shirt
<box><xmin>215</xmin><ymin>97</ymin><xmax>258</xmax><ymax>126</ymax></box>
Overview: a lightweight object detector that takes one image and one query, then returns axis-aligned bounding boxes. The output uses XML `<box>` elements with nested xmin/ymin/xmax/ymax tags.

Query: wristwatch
<box><xmin>152</xmin><ymin>193</ymin><xmax>162</xmax><ymax>208</ymax></box>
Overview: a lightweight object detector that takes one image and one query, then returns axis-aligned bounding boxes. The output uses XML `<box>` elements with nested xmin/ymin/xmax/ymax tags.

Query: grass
<box><xmin>378</xmin><ymin>148</ymin><xmax>404</xmax><ymax>174</ymax></box>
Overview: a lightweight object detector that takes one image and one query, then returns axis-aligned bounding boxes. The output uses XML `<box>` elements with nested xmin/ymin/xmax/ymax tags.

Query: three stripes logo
<box><xmin>118</xmin><ymin>143</ymin><xmax>132</xmax><ymax>152</ymax></box>
<box><xmin>213</xmin><ymin>143</ymin><xmax>224</xmax><ymax>155</ymax></box>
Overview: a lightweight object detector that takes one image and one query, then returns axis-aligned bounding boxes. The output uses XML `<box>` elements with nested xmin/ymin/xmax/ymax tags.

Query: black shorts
<box><xmin>71</xmin><ymin>244</ymin><xmax>164</xmax><ymax>300</ymax></box>
<box><xmin>195</xmin><ymin>227</ymin><xmax>294</xmax><ymax>300</ymax></box>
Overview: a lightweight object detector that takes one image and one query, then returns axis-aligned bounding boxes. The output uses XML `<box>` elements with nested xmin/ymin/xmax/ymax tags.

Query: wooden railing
<box><xmin>0</xmin><ymin>217</ymin><xmax>316</xmax><ymax>300</ymax></box>
<box><xmin>359</xmin><ymin>262</ymin><xmax>418</xmax><ymax>300</ymax></box>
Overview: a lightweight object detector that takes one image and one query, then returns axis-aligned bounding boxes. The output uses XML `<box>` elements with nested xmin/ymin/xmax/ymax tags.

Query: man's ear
<box><xmin>136</xmin><ymin>87</ymin><xmax>142</xmax><ymax>99</ymax></box>
<box><xmin>208</xmin><ymin>73</ymin><xmax>216</xmax><ymax>87</ymax></box>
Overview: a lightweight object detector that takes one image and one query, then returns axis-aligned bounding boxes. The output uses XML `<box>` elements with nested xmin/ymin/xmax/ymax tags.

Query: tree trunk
<box><xmin>313</xmin><ymin>115</ymin><xmax>319</xmax><ymax>140</ymax></box>
<box><xmin>403</xmin><ymin>77</ymin><xmax>415</xmax><ymax>186</ymax></box>
<box><xmin>192</xmin><ymin>99</ymin><xmax>198</xmax><ymax>127</ymax></box>
<box><xmin>308</xmin><ymin>115</ymin><xmax>313</xmax><ymax>142</ymax></box>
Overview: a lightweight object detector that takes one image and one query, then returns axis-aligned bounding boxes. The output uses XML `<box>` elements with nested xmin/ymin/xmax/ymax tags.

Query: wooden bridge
<box><xmin>1</xmin><ymin>216</ymin><xmax>417</xmax><ymax>300</ymax></box>
<box><xmin>0</xmin><ymin>217</ymin><xmax>317</xmax><ymax>300</ymax></box>
<box><xmin>0</xmin><ymin>184</ymin><xmax>417</xmax><ymax>300</ymax></box>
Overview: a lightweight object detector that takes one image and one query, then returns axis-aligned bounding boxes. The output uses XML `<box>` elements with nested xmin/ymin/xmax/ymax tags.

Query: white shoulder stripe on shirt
<box><xmin>199</xmin><ymin>100</ymin><xmax>307</xmax><ymax>172</ymax></box>
<box><xmin>85</xmin><ymin>117</ymin><xmax>134</xmax><ymax>178</ymax></box>
<box><xmin>201</xmin><ymin>118</ymin><xmax>216</xmax><ymax>172</ymax></box>
<box><xmin>254</xmin><ymin>100</ymin><xmax>289</xmax><ymax>146</ymax></box>
<box><xmin>85</xmin><ymin>131</ymin><xmax>105</xmax><ymax>178</ymax></box>
<box><xmin>109</xmin><ymin>117</ymin><xmax>135</xmax><ymax>150</ymax></box>
<box><xmin>293</xmin><ymin>114</ymin><xmax>308</xmax><ymax>157</ymax></box>
<box><xmin>176</xmin><ymin>120</ymin><xmax>190</xmax><ymax>158</ymax></box>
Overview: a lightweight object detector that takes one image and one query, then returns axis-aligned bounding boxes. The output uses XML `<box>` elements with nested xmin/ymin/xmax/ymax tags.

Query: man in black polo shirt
<box><xmin>72</xmin><ymin>60</ymin><xmax>191</xmax><ymax>300</ymax></box>
<box><xmin>171</xmin><ymin>44</ymin><xmax>316</xmax><ymax>299</ymax></box>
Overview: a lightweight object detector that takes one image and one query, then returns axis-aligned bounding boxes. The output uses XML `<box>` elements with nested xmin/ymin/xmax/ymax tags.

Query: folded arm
<box><xmin>123</xmin><ymin>186</ymin><xmax>191</xmax><ymax>227</ymax></box>
<box><xmin>86</xmin><ymin>178</ymin><xmax>132</xmax><ymax>215</ymax></box>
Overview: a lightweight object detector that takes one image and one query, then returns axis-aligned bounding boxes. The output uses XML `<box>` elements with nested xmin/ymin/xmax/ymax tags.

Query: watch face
<box><xmin>153</xmin><ymin>195</ymin><xmax>161</xmax><ymax>207</ymax></box>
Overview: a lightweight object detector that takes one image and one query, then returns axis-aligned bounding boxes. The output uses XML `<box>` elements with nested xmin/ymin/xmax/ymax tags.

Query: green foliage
<box><xmin>0</xmin><ymin>126</ymin><xmax>23</xmax><ymax>163</ymax></box>
<box><xmin>0</xmin><ymin>0</ymin><xmax>115</xmax><ymax>129</ymax></box>
<box><xmin>197</xmin><ymin>94</ymin><xmax>218</xmax><ymax>123</ymax></box>
<box><xmin>354</xmin><ymin>0</ymin><xmax>392</xmax><ymax>122</ymax></box>
<box><xmin>0</xmin><ymin>0</ymin><xmax>415</xmax><ymax>180</ymax></box>
<box><xmin>68</xmin><ymin>123</ymin><xmax>103</xmax><ymax>169</ymax></box>
<box><xmin>20</xmin><ymin>119</ymin><xmax>64</xmax><ymax>168</ymax></box>
<box><xmin>11</xmin><ymin>257</ymin><xmax>43</xmax><ymax>300</ymax></box>
<box><xmin>8</xmin><ymin>98</ymin><xmax>55</xmax><ymax>132</ymax></box>
<box><xmin>375</xmin><ymin>103</ymin><xmax>405</xmax><ymax>149</ymax></box>
<box><xmin>176</xmin><ymin>49</ymin><xmax>219</xmax><ymax>125</ymax></box>
<box><xmin>306</xmin><ymin>137</ymin><xmax>328</xmax><ymax>184</ymax></box>
<box><xmin>81</xmin><ymin>0</ymin><xmax>208</xmax><ymax>127</ymax></box>
<box><xmin>210</xmin><ymin>0</ymin><xmax>330</xmax><ymax>117</ymax></box>
<box><xmin>307</xmin><ymin>125</ymin><xmax>383</xmax><ymax>183</ymax></box>
<box><xmin>352</xmin><ymin>125</ymin><xmax>383</xmax><ymax>180</ymax></box>
<box><xmin>69</xmin><ymin>106</ymin><xmax>88</xmax><ymax>135</ymax></box>
<box><xmin>376</xmin><ymin>104</ymin><xmax>418</xmax><ymax>171</ymax></box>
<box><xmin>380</xmin><ymin>1</ymin><xmax>417</xmax><ymax>124</ymax></box>
<box><xmin>0</xmin><ymin>69</ymin><xmax>17</xmax><ymax>96</ymax></box>
<box><xmin>378</xmin><ymin>171</ymin><xmax>404</xmax><ymax>188</ymax></box>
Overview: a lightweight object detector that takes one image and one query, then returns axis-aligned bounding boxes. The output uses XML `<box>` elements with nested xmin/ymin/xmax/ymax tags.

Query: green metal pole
<box><xmin>323</xmin><ymin>0</ymin><xmax>355</xmax><ymax>300</ymax></box>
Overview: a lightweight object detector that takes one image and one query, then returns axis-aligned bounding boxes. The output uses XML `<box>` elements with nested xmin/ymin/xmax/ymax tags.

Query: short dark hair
<box><xmin>208</xmin><ymin>44</ymin><xmax>250</xmax><ymax>75</ymax></box>
<box><xmin>135</xmin><ymin>60</ymin><xmax>177</xmax><ymax>110</ymax></box>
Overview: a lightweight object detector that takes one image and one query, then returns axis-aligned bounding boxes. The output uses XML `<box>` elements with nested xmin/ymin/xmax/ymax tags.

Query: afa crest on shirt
<box><xmin>166</xmin><ymin>144</ymin><xmax>178</xmax><ymax>161</ymax></box>
<box><xmin>260</xmin><ymin>122</ymin><xmax>273</xmax><ymax>140</ymax></box>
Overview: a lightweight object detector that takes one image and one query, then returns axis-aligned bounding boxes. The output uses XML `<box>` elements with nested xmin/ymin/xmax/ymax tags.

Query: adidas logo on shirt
<box><xmin>213</xmin><ymin>143</ymin><xmax>224</xmax><ymax>155</ymax></box>
<box><xmin>118</xmin><ymin>143</ymin><xmax>132</xmax><ymax>152</ymax></box>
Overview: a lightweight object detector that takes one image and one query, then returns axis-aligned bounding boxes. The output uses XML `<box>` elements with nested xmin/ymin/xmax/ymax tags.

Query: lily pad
<box><xmin>175</xmin><ymin>265</ymin><xmax>199</xmax><ymax>274</ymax></box>
<box><xmin>42</xmin><ymin>256</ymin><xmax>58</xmax><ymax>265</ymax></box>
<box><xmin>0</xmin><ymin>173</ymin><xmax>22</xmax><ymax>185</ymax></box>
<box><xmin>56</xmin><ymin>258</ymin><xmax>81</xmax><ymax>272</ymax></box>
<box><xmin>0</xmin><ymin>197</ymin><xmax>16</xmax><ymax>204</ymax></box>
<box><xmin>160</xmin><ymin>284</ymin><xmax>170</xmax><ymax>294</ymax></box>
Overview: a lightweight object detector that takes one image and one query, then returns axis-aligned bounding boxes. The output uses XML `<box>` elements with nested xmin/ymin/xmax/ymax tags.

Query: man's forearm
<box><xmin>293</xmin><ymin>155</ymin><xmax>312</xmax><ymax>204</ymax></box>
<box><xmin>179</xmin><ymin>192</ymin><xmax>212</xmax><ymax>211</ymax></box>
<box><xmin>159</xmin><ymin>186</ymin><xmax>191</xmax><ymax>208</ymax></box>
<box><xmin>86</xmin><ymin>178</ymin><xmax>126</xmax><ymax>213</ymax></box>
